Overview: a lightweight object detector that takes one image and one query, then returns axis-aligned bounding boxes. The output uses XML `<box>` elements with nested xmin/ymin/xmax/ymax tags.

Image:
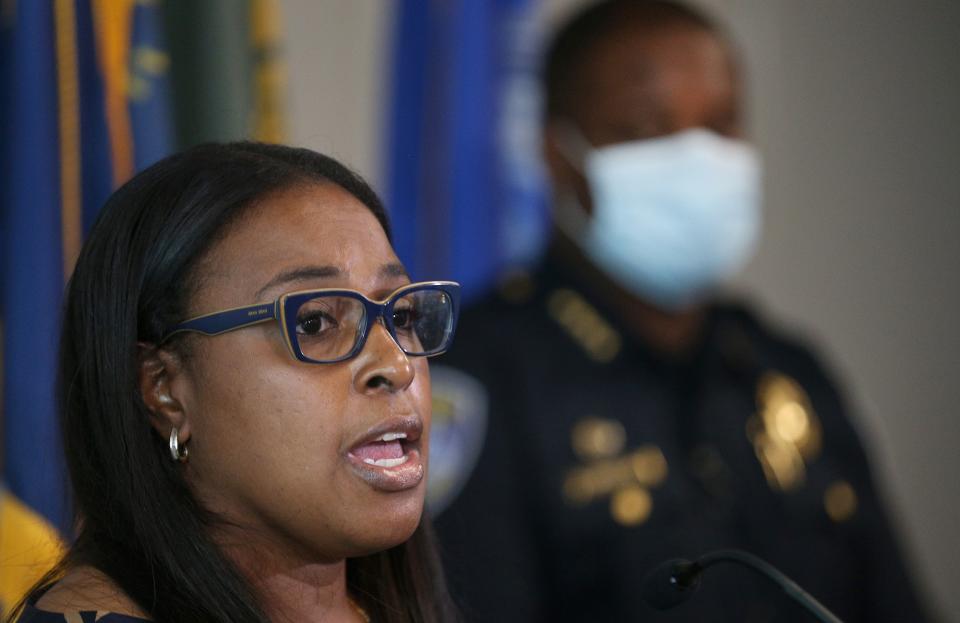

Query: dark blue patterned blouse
<box><xmin>16</xmin><ymin>605</ymin><xmax>150</xmax><ymax>622</ymax></box>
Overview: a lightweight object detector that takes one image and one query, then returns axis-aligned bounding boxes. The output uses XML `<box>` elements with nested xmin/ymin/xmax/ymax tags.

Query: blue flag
<box><xmin>0</xmin><ymin>0</ymin><xmax>173</xmax><ymax>534</ymax></box>
<box><xmin>385</xmin><ymin>0</ymin><xmax>549</xmax><ymax>302</ymax></box>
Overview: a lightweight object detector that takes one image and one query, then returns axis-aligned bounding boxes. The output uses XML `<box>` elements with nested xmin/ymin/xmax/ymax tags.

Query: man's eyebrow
<box><xmin>255</xmin><ymin>265</ymin><xmax>342</xmax><ymax>299</ymax></box>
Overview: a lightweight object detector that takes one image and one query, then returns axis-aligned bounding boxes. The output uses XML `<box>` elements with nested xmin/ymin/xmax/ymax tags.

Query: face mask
<box><xmin>555</xmin><ymin>127</ymin><xmax>762</xmax><ymax>310</ymax></box>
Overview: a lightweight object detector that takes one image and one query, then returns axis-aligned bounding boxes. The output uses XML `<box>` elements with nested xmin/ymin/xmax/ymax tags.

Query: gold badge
<box><xmin>747</xmin><ymin>372</ymin><xmax>822</xmax><ymax>491</ymax></box>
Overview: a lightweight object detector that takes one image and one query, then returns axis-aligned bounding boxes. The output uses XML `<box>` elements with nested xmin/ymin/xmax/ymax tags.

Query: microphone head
<box><xmin>641</xmin><ymin>558</ymin><xmax>703</xmax><ymax>611</ymax></box>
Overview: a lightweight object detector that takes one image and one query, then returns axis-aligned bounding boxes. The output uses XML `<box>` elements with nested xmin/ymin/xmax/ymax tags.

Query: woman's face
<box><xmin>172</xmin><ymin>182</ymin><xmax>431</xmax><ymax>562</ymax></box>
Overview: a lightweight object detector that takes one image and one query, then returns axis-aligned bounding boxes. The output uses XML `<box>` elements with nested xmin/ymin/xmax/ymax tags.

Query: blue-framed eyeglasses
<box><xmin>161</xmin><ymin>281</ymin><xmax>461</xmax><ymax>364</ymax></box>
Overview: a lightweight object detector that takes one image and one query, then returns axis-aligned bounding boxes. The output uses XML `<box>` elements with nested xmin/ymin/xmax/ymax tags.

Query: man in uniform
<box><xmin>429</xmin><ymin>1</ymin><xmax>932</xmax><ymax>621</ymax></box>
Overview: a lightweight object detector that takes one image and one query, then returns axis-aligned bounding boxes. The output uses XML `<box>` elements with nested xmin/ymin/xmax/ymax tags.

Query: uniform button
<box><xmin>610</xmin><ymin>484</ymin><xmax>652</xmax><ymax>526</ymax></box>
<box><xmin>824</xmin><ymin>479</ymin><xmax>858</xmax><ymax>522</ymax></box>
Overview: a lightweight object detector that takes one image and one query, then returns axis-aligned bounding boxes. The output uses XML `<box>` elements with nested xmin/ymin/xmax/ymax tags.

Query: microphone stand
<box><xmin>652</xmin><ymin>549</ymin><xmax>845</xmax><ymax>623</ymax></box>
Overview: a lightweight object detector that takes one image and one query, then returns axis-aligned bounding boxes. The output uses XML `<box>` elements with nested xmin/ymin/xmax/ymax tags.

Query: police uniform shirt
<box><xmin>429</xmin><ymin>258</ymin><xmax>930</xmax><ymax>623</ymax></box>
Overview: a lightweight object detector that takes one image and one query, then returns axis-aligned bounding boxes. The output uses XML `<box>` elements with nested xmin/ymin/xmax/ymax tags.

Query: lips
<box><xmin>346</xmin><ymin>415</ymin><xmax>425</xmax><ymax>492</ymax></box>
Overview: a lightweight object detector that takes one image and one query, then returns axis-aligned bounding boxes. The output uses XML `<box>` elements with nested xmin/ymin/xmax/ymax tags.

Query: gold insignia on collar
<box><xmin>747</xmin><ymin>372</ymin><xmax>823</xmax><ymax>491</ymax></box>
<box><xmin>547</xmin><ymin>289</ymin><xmax>622</xmax><ymax>363</ymax></box>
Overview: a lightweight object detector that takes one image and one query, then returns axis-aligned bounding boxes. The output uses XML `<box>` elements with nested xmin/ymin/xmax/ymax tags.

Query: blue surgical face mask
<box><xmin>555</xmin><ymin>126</ymin><xmax>763</xmax><ymax>310</ymax></box>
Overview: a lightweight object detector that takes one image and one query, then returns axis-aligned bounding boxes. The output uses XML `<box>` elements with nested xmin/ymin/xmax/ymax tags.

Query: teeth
<box><xmin>363</xmin><ymin>456</ymin><xmax>410</xmax><ymax>468</ymax></box>
<box><xmin>377</xmin><ymin>432</ymin><xmax>407</xmax><ymax>442</ymax></box>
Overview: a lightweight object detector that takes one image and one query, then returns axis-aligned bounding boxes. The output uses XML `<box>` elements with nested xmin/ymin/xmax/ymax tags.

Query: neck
<box><xmin>255</xmin><ymin>562</ymin><xmax>358</xmax><ymax>623</ymax></box>
<box><xmin>216</xmin><ymin>526</ymin><xmax>363</xmax><ymax>623</ymax></box>
<box><xmin>551</xmin><ymin>232</ymin><xmax>708</xmax><ymax>357</ymax></box>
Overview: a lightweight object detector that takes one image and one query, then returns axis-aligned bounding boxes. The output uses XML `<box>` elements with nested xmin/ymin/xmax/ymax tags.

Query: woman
<box><xmin>13</xmin><ymin>143</ymin><xmax>460</xmax><ymax>622</ymax></box>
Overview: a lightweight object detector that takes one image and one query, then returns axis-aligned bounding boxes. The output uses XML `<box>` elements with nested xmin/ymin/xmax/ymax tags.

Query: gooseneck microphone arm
<box><xmin>641</xmin><ymin>549</ymin><xmax>845</xmax><ymax>623</ymax></box>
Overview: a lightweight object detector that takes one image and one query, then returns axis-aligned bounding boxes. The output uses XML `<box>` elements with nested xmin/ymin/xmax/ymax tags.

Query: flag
<box><xmin>384</xmin><ymin>0</ymin><xmax>549</xmax><ymax>301</ymax></box>
<box><xmin>0</xmin><ymin>0</ymin><xmax>174</xmax><ymax>593</ymax></box>
<box><xmin>164</xmin><ymin>0</ymin><xmax>286</xmax><ymax>147</ymax></box>
<box><xmin>0</xmin><ymin>486</ymin><xmax>63</xmax><ymax>613</ymax></box>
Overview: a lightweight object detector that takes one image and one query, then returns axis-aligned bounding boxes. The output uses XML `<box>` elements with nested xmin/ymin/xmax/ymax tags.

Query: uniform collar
<box><xmin>508</xmin><ymin>252</ymin><xmax>755</xmax><ymax>375</ymax></box>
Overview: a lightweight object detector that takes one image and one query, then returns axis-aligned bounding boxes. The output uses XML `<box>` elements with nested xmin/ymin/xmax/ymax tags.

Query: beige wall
<box><xmin>280</xmin><ymin>1</ymin><xmax>960</xmax><ymax>619</ymax></box>
<box><xmin>281</xmin><ymin>0</ymin><xmax>391</xmax><ymax>186</ymax></box>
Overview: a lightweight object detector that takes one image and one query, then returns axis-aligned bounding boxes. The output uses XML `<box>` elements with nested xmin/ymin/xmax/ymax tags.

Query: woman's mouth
<box><xmin>353</xmin><ymin>432</ymin><xmax>410</xmax><ymax>468</ymax></box>
<box><xmin>346</xmin><ymin>417</ymin><xmax>425</xmax><ymax>492</ymax></box>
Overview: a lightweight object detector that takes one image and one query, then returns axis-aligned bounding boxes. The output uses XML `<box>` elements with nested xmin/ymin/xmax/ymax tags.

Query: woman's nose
<box><xmin>353</xmin><ymin>322</ymin><xmax>415</xmax><ymax>394</ymax></box>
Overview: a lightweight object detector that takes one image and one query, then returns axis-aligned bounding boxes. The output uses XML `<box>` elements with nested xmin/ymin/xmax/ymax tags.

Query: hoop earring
<box><xmin>169</xmin><ymin>427</ymin><xmax>189</xmax><ymax>462</ymax></box>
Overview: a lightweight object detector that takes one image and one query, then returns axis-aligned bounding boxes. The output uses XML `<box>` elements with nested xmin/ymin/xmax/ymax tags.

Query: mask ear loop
<box><xmin>551</xmin><ymin>119</ymin><xmax>592</xmax><ymax>173</ymax></box>
<box><xmin>549</xmin><ymin>119</ymin><xmax>595</xmax><ymax>242</ymax></box>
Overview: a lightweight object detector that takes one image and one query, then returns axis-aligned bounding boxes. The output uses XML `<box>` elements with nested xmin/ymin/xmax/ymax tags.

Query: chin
<box><xmin>349</xmin><ymin>494</ymin><xmax>425</xmax><ymax>556</ymax></box>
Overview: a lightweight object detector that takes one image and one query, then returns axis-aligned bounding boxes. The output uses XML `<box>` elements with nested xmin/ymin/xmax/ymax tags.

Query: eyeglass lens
<box><xmin>293</xmin><ymin>289</ymin><xmax>453</xmax><ymax>362</ymax></box>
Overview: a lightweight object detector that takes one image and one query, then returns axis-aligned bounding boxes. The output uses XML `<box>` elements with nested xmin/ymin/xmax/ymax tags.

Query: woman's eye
<box><xmin>392</xmin><ymin>307</ymin><xmax>417</xmax><ymax>330</ymax></box>
<box><xmin>296</xmin><ymin>312</ymin><xmax>337</xmax><ymax>336</ymax></box>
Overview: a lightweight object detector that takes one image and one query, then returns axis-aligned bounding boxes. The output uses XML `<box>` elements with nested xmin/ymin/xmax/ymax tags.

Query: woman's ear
<box><xmin>138</xmin><ymin>342</ymin><xmax>192</xmax><ymax>444</ymax></box>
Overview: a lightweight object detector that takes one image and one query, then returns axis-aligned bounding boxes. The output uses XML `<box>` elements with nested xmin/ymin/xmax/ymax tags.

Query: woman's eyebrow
<box><xmin>380</xmin><ymin>262</ymin><xmax>409</xmax><ymax>279</ymax></box>
<box><xmin>256</xmin><ymin>265</ymin><xmax>342</xmax><ymax>299</ymax></box>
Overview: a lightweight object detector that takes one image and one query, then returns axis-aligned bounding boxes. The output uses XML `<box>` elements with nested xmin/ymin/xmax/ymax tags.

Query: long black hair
<box><xmin>18</xmin><ymin>142</ymin><xmax>456</xmax><ymax>622</ymax></box>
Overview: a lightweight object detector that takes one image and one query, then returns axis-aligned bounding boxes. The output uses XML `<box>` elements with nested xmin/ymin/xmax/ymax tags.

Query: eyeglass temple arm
<box><xmin>161</xmin><ymin>302</ymin><xmax>276</xmax><ymax>341</ymax></box>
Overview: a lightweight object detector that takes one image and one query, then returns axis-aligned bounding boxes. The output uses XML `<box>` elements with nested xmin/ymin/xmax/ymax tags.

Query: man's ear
<box><xmin>138</xmin><ymin>342</ymin><xmax>191</xmax><ymax>444</ymax></box>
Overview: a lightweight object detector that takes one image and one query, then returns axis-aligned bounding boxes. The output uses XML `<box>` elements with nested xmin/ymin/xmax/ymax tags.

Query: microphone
<box><xmin>641</xmin><ymin>549</ymin><xmax>845</xmax><ymax>623</ymax></box>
